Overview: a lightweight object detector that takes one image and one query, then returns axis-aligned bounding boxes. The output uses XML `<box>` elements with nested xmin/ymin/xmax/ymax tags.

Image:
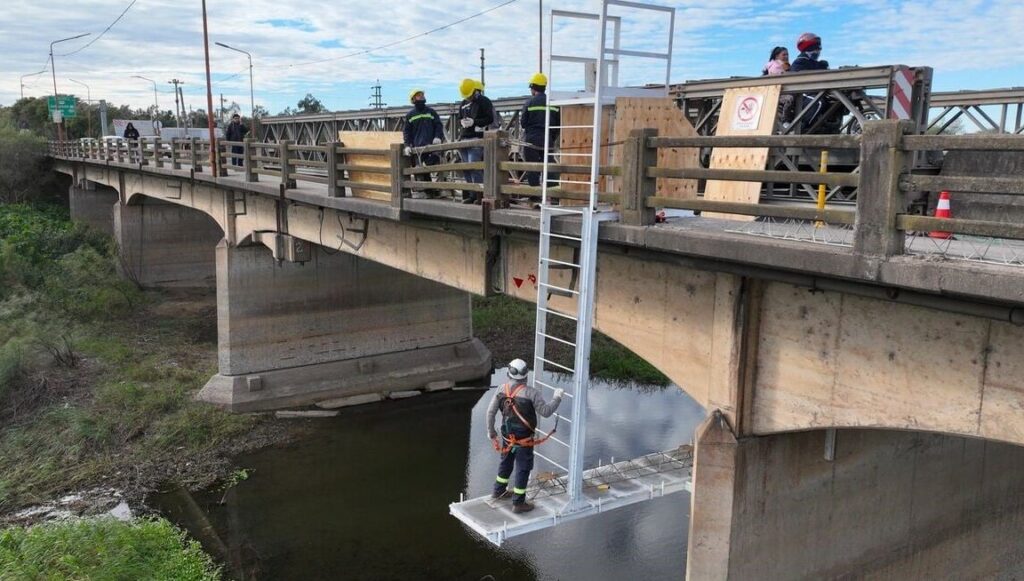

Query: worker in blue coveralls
<box><xmin>403</xmin><ymin>89</ymin><xmax>445</xmax><ymax>198</ymax></box>
<box><xmin>486</xmin><ymin>358</ymin><xmax>563</xmax><ymax>513</ymax></box>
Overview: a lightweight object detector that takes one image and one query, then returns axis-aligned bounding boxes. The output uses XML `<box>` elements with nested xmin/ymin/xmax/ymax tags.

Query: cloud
<box><xmin>2</xmin><ymin>0</ymin><xmax>1023</xmax><ymax>114</ymax></box>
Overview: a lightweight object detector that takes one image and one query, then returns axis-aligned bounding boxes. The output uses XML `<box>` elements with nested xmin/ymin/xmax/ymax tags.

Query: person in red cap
<box><xmin>791</xmin><ymin>32</ymin><xmax>828</xmax><ymax>72</ymax></box>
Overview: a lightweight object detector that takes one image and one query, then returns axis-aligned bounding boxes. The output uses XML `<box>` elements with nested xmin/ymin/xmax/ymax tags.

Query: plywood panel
<box><xmin>337</xmin><ymin>131</ymin><xmax>401</xmax><ymax>201</ymax></box>
<box><xmin>558</xmin><ymin>105</ymin><xmax>614</xmax><ymax>201</ymax></box>
<box><xmin>612</xmin><ymin>97</ymin><xmax>699</xmax><ymax>199</ymax></box>
<box><xmin>703</xmin><ymin>85</ymin><xmax>781</xmax><ymax>220</ymax></box>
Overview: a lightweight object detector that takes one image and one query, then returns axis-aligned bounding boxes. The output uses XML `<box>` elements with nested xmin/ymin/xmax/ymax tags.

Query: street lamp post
<box><xmin>50</xmin><ymin>32</ymin><xmax>90</xmax><ymax>141</ymax></box>
<box><xmin>68</xmin><ymin>78</ymin><xmax>92</xmax><ymax>139</ymax></box>
<box><xmin>132</xmin><ymin>75</ymin><xmax>159</xmax><ymax>120</ymax></box>
<box><xmin>20</xmin><ymin>69</ymin><xmax>47</xmax><ymax>100</ymax></box>
<box><xmin>215</xmin><ymin>41</ymin><xmax>256</xmax><ymax>121</ymax></box>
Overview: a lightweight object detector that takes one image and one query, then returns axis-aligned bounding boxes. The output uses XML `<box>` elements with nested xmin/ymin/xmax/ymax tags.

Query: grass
<box><xmin>0</xmin><ymin>203</ymin><xmax>259</xmax><ymax>513</ymax></box>
<box><xmin>0</xmin><ymin>517</ymin><xmax>221</xmax><ymax>580</ymax></box>
<box><xmin>472</xmin><ymin>295</ymin><xmax>669</xmax><ymax>386</ymax></box>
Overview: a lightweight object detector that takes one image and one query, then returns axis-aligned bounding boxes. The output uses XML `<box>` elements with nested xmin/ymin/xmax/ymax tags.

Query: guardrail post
<box><xmin>853</xmin><ymin>120</ymin><xmax>911</xmax><ymax>258</ymax></box>
<box><xmin>243</xmin><ymin>137</ymin><xmax>257</xmax><ymax>183</ymax></box>
<box><xmin>170</xmin><ymin>139</ymin><xmax>181</xmax><ymax>170</ymax></box>
<box><xmin>279</xmin><ymin>139</ymin><xmax>295</xmax><ymax>189</ymax></box>
<box><xmin>483</xmin><ymin>130</ymin><xmax>509</xmax><ymax>208</ymax></box>
<box><xmin>621</xmin><ymin>128</ymin><xmax>659</xmax><ymax>226</ymax></box>
<box><xmin>326</xmin><ymin>141</ymin><xmax>340</xmax><ymax>197</ymax></box>
<box><xmin>137</xmin><ymin>138</ymin><xmax>147</xmax><ymax>166</ymax></box>
<box><xmin>190</xmin><ymin>137</ymin><xmax>201</xmax><ymax>173</ymax></box>
<box><xmin>217</xmin><ymin>141</ymin><xmax>229</xmax><ymax>177</ymax></box>
<box><xmin>389</xmin><ymin>142</ymin><xmax>409</xmax><ymax>210</ymax></box>
<box><xmin>153</xmin><ymin>137</ymin><xmax>164</xmax><ymax>168</ymax></box>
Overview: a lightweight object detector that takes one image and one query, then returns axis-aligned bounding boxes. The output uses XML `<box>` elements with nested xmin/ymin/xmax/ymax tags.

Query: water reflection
<box><xmin>154</xmin><ymin>376</ymin><xmax>705</xmax><ymax>580</ymax></box>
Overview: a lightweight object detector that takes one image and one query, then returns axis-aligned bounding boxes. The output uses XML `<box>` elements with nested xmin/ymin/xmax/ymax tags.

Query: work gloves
<box><xmin>460</xmin><ymin>117</ymin><xmax>474</xmax><ymax>129</ymax></box>
<box><xmin>553</xmin><ymin>388</ymin><xmax>565</xmax><ymax>399</ymax></box>
<box><xmin>432</xmin><ymin>137</ymin><xmax>442</xmax><ymax>145</ymax></box>
<box><xmin>403</xmin><ymin>146</ymin><xmax>412</xmax><ymax>156</ymax></box>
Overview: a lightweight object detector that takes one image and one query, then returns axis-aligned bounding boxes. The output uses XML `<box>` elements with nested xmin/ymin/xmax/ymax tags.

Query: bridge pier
<box><xmin>68</xmin><ymin>181</ymin><xmax>119</xmax><ymax>237</ymax></box>
<box><xmin>687</xmin><ymin>416</ymin><xmax>1024</xmax><ymax>579</ymax></box>
<box><xmin>198</xmin><ymin>240</ymin><xmax>491</xmax><ymax>412</ymax></box>
<box><xmin>113</xmin><ymin>197</ymin><xmax>222</xmax><ymax>288</ymax></box>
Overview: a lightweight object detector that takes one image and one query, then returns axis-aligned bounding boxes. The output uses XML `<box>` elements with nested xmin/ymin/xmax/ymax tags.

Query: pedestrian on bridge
<box><xmin>457</xmin><ymin>78</ymin><xmax>494</xmax><ymax>204</ymax></box>
<box><xmin>520</xmin><ymin>73</ymin><xmax>561</xmax><ymax>195</ymax></box>
<box><xmin>403</xmin><ymin>89</ymin><xmax>445</xmax><ymax>198</ymax></box>
<box><xmin>225</xmin><ymin>114</ymin><xmax>249</xmax><ymax>167</ymax></box>
<box><xmin>487</xmin><ymin>358</ymin><xmax>563</xmax><ymax>514</ymax></box>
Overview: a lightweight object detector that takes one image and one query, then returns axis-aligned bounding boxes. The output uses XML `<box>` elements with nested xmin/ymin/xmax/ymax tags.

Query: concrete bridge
<box><xmin>49</xmin><ymin>117</ymin><xmax>1024</xmax><ymax>577</ymax></box>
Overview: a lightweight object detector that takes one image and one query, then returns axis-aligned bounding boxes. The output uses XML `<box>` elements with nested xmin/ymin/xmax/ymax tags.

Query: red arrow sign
<box><xmin>513</xmin><ymin>277</ymin><xmax>524</xmax><ymax>288</ymax></box>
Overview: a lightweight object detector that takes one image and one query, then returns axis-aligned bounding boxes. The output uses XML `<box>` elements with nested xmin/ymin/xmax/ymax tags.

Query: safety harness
<box><xmin>491</xmin><ymin>383</ymin><xmax>558</xmax><ymax>455</ymax></box>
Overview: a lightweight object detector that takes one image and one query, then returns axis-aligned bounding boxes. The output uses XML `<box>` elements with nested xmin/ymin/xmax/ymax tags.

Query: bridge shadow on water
<box><xmin>152</xmin><ymin>375</ymin><xmax>705</xmax><ymax>580</ymax></box>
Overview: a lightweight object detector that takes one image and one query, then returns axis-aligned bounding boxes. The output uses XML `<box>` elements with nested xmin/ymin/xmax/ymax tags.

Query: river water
<box><xmin>154</xmin><ymin>375</ymin><xmax>705</xmax><ymax>580</ymax></box>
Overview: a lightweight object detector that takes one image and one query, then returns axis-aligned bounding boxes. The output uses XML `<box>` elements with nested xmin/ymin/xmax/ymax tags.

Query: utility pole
<box><xmin>50</xmin><ymin>32</ymin><xmax>90</xmax><ymax>141</ymax></box>
<box><xmin>201</xmin><ymin>0</ymin><xmax>217</xmax><ymax>170</ymax></box>
<box><xmin>369</xmin><ymin>80</ymin><xmax>386</xmax><ymax>110</ymax></box>
<box><xmin>99</xmin><ymin>99</ymin><xmax>109</xmax><ymax>137</ymax></box>
<box><xmin>68</xmin><ymin>78</ymin><xmax>92</xmax><ymax>138</ymax></box>
<box><xmin>480</xmin><ymin>48</ymin><xmax>486</xmax><ymax>87</ymax></box>
<box><xmin>168</xmin><ymin>79</ymin><xmax>185</xmax><ymax>127</ymax></box>
<box><xmin>220</xmin><ymin>93</ymin><xmax>226</xmax><ymax>124</ymax></box>
<box><xmin>178</xmin><ymin>85</ymin><xmax>187</xmax><ymax>127</ymax></box>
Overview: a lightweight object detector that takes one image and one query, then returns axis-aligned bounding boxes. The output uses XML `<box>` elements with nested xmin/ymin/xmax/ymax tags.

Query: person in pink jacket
<box><xmin>762</xmin><ymin>46</ymin><xmax>790</xmax><ymax>76</ymax></box>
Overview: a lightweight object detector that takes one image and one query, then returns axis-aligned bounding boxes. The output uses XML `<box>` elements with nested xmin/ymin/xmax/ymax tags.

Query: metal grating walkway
<box><xmin>450</xmin><ymin>446</ymin><xmax>694</xmax><ymax>546</ymax></box>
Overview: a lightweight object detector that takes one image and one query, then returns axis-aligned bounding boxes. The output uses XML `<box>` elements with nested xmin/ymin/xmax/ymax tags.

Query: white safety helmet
<box><xmin>507</xmin><ymin>358</ymin><xmax>529</xmax><ymax>381</ymax></box>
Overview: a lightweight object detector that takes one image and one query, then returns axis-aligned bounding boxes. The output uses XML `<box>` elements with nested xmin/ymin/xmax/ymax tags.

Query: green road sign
<box><xmin>47</xmin><ymin>95</ymin><xmax>78</xmax><ymax>118</ymax></box>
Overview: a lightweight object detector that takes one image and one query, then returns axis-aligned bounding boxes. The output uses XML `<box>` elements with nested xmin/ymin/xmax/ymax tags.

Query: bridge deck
<box><xmin>450</xmin><ymin>446</ymin><xmax>693</xmax><ymax>546</ymax></box>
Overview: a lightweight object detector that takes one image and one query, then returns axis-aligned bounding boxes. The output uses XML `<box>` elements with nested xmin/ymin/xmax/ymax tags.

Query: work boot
<box><xmin>512</xmin><ymin>501</ymin><xmax>535</xmax><ymax>514</ymax></box>
<box><xmin>491</xmin><ymin>489</ymin><xmax>512</xmax><ymax>500</ymax></box>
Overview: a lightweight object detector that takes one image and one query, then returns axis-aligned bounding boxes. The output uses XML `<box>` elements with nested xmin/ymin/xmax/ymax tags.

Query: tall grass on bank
<box><xmin>0</xmin><ymin>517</ymin><xmax>221</xmax><ymax>580</ymax></box>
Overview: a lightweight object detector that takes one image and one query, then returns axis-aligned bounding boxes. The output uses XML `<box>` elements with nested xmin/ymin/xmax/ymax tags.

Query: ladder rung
<box><xmin>539</xmin><ymin>331</ymin><xmax>577</xmax><ymax>348</ymax></box>
<box><xmin>551</xmin><ymin>125</ymin><xmax>594</xmax><ymax>129</ymax></box>
<box><xmin>541</xmin><ymin>257</ymin><xmax>580</xmax><ymax>268</ymax></box>
<box><xmin>535</xmin><ymin>428</ymin><xmax>571</xmax><ymax>448</ymax></box>
<box><xmin>540</xmin><ymin>282</ymin><xmax>578</xmax><ymax>296</ymax></box>
<box><xmin>542</xmin><ymin>232</ymin><xmax>582</xmax><ymax>242</ymax></box>
<box><xmin>554</xmin><ymin>179</ymin><xmax>595</xmax><ymax>185</ymax></box>
<box><xmin>557</xmin><ymin>152</ymin><xmax>595</xmax><ymax>157</ymax></box>
<box><xmin>538</xmin><ymin>356</ymin><xmax>575</xmax><ymax>374</ymax></box>
<box><xmin>554</xmin><ymin>413</ymin><xmax>573</xmax><ymax>424</ymax></box>
<box><xmin>534</xmin><ymin>451</ymin><xmax>568</xmax><ymax>472</ymax></box>
<box><xmin>542</xmin><ymin>206</ymin><xmax>586</xmax><ymax>215</ymax></box>
<box><xmin>539</xmin><ymin>307</ymin><xmax>578</xmax><ymax>321</ymax></box>
<box><xmin>534</xmin><ymin>378</ymin><xmax>573</xmax><ymax>398</ymax></box>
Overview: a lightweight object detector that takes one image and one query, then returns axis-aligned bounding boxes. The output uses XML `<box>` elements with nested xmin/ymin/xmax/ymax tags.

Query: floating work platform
<box><xmin>450</xmin><ymin>446</ymin><xmax>694</xmax><ymax>546</ymax></box>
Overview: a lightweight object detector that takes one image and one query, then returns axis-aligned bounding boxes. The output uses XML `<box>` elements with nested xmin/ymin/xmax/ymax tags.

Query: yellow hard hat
<box><xmin>409</xmin><ymin>88</ymin><xmax>425</xmax><ymax>102</ymax></box>
<box><xmin>529</xmin><ymin>72</ymin><xmax>548</xmax><ymax>87</ymax></box>
<box><xmin>459</xmin><ymin>78</ymin><xmax>483</xmax><ymax>99</ymax></box>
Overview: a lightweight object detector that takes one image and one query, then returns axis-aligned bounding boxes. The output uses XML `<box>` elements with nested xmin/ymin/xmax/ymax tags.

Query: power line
<box><xmin>58</xmin><ymin>0</ymin><xmax>138</xmax><ymax>57</ymax></box>
<box><xmin>265</xmin><ymin>0</ymin><xmax>519</xmax><ymax>70</ymax></box>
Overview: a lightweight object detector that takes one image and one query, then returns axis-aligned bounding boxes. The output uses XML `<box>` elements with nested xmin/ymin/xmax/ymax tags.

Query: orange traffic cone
<box><xmin>929</xmin><ymin>191</ymin><xmax>952</xmax><ymax>239</ymax></box>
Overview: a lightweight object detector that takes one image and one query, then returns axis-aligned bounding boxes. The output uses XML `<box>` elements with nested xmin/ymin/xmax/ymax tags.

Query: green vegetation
<box><xmin>473</xmin><ymin>295</ymin><xmax>670</xmax><ymax>386</ymax></box>
<box><xmin>0</xmin><ymin>203</ymin><xmax>257</xmax><ymax>512</ymax></box>
<box><xmin>0</xmin><ymin>517</ymin><xmax>221</xmax><ymax>580</ymax></box>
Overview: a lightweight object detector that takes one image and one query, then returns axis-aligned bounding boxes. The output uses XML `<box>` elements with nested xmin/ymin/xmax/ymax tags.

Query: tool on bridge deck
<box><xmin>451</xmin><ymin>0</ymin><xmax>679</xmax><ymax>546</ymax></box>
<box><xmin>929</xmin><ymin>190</ymin><xmax>953</xmax><ymax>239</ymax></box>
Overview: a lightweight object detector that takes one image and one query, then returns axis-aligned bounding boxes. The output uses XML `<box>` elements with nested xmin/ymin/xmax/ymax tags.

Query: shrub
<box><xmin>0</xmin><ymin>127</ymin><xmax>57</xmax><ymax>205</ymax></box>
<box><xmin>41</xmin><ymin>246</ymin><xmax>140</xmax><ymax>321</ymax></box>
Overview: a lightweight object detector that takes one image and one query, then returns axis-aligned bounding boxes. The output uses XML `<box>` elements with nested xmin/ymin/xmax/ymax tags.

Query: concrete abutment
<box><xmin>686</xmin><ymin>418</ymin><xmax>1024</xmax><ymax>579</ymax></box>
<box><xmin>198</xmin><ymin>240</ymin><xmax>491</xmax><ymax>412</ymax></box>
<box><xmin>68</xmin><ymin>181</ymin><xmax>119</xmax><ymax>237</ymax></box>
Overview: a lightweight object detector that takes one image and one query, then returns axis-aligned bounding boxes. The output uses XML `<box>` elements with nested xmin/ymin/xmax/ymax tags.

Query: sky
<box><xmin>3</xmin><ymin>0</ymin><xmax>1024</xmax><ymax>116</ymax></box>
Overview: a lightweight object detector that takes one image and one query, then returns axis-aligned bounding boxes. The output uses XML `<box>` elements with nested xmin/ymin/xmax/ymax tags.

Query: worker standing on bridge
<box><xmin>487</xmin><ymin>358</ymin><xmax>564</xmax><ymax>514</ymax></box>
<box><xmin>225</xmin><ymin>114</ymin><xmax>249</xmax><ymax>167</ymax></box>
<box><xmin>520</xmin><ymin>73</ymin><xmax>561</xmax><ymax>195</ymax></box>
<box><xmin>403</xmin><ymin>89</ymin><xmax>445</xmax><ymax>198</ymax></box>
<box><xmin>457</xmin><ymin>78</ymin><xmax>494</xmax><ymax>204</ymax></box>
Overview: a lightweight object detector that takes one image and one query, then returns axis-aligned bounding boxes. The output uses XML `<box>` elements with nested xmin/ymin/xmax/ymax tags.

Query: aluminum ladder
<box><xmin>531</xmin><ymin>0</ymin><xmax>676</xmax><ymax>515</ymax></box>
